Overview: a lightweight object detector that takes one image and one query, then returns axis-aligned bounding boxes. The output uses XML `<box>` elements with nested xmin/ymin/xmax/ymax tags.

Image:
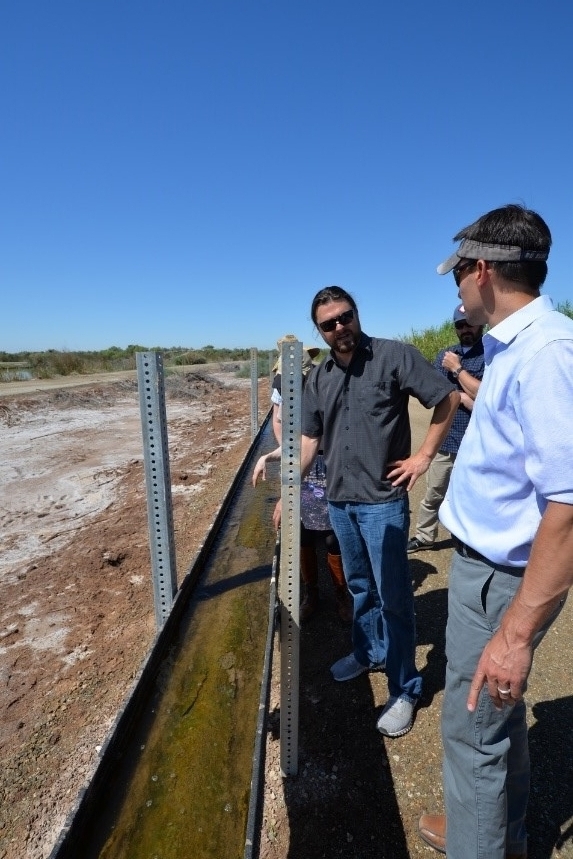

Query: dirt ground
<box><xmin>1</xmin><ymin>370</ymin><xmax>572</xmax><ymax>859</ymax></box>
<box><xmin>256</xmin><ymin>403</ymin><xmax>573</xmax><ymax>859</ymax></box>
<box><xmin>0</xmin><ymin>366</ymin><xmax>259</xmax><ymax>859</ymax></box>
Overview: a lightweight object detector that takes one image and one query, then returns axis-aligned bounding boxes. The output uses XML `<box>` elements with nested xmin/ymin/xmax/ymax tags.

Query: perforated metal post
<box><xmin>279</xmin><ymin>339</ymin><xmax>302</xmax><ymax>777</ymax></box>
<box><xmin>250</xmin><ymin>348</ymin><xmax>259</xmax><ymax>441</ymax></box>
<box><xmin>136</xmin><ymin>352</ymin><xmax>178</xmax><ymax>629</ymax></box>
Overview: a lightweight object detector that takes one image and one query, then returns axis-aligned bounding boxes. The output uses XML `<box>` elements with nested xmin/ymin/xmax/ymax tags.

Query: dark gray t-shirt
<box><xmin>302</xmin><ymin>333</ymin><xmax>455</xmax><ymax>503</ymax></box>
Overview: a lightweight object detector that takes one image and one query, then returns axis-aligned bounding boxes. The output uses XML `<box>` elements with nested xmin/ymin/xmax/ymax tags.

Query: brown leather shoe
<box><xmin>418</xmin><ymin>814</ymin><xmax>446</xmax><ymax>853</ymax></box>
<box><xmin>418</xmin><ymin>813</ymin><xmax>527</xmax><ymax>857</ymax></box>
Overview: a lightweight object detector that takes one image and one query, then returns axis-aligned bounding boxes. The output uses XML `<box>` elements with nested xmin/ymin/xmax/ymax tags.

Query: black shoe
<box><xmin>407</xmin><ymin>537</ymin><xmax>433</xmax><ymax>553</ymax></box>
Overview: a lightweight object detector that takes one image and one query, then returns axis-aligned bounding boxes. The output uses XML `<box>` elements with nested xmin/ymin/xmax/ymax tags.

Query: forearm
<box><xmin>387</xmin><ymin>391</ymin><xmax>459</xmax><ymax>490</ymax></box>
<box><xmin>258</xmin><ymin>436</ymin><xmax>319</xmax><ymax>485</ymax></box>
<box><xmin>264</xmin><ymin>445</ymin><xmax>281</xmax><ymax>462</ymax></box>
<box><xmin>301</xmin><ymin>434</ymin><xmax>321</xmax><ymax>478</ymax></box>
<box><xmin>459</xmin><ymin>391</ymin><xmax>474</xmax><ymax>410</ymax></box>
<box><xmin>441</xmin><ymin>351</ymin><xmax>481</xmax><ymax>399</ymax></box>
<box><xmin>457</xmin><ymin>370</ymin><xmax>480</xmax><ymax>399</ymax></box>
<box><xmin>501</xmin><ymin>500</ymin><xmax>573</xmax><ymax>644</ymax></box>
<box><xmin>272</xmin><ymin>404</ymin><xmax>282</xmax><ymax>445</ymax></box>
<box><xmin>417</xmin><ymin>391</ymin><xmax>460</xmax><ymax>460</ymax></box>
<box><xmin>252</xmin><ymin>445</ymin><xmax>282</xmax><ymax>486</ymax></box>
<box><xmin>270</xmin><ymin>435</ymin><xmax>320</xmax><ymax>524</ymax></box>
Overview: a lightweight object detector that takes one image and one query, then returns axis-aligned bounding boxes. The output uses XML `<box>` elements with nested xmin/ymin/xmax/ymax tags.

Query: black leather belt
<box><xmin>452</xmin><ymin>536</ymin><xmax>491</xmax><ymax>565</ymax></box>
<box><xmin>451</xmin><ymin>536</ymin><xmax>526</xmax><ymax>575</ymax></box>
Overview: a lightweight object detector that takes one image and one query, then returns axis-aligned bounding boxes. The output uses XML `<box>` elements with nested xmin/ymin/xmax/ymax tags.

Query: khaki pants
<box><xmin>415</xmin><ymin>450</ymin><xmax>456</xmax><ymax>545</ymax></box>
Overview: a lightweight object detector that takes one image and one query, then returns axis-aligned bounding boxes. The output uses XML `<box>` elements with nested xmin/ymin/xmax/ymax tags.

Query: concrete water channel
<box><xmin>49</xmin><ymin>418</ymin><xmax>279</xmax><ymax>859</ymax></box>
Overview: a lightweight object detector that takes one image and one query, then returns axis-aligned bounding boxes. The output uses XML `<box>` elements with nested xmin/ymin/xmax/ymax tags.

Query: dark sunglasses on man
<box><xmin>319</xmin><ymin>308</ymin><xmax>355</xmax><ymax>333</ymax></box>
<box><xmin>452</xmin><ymin>260</ymin><xmax>477</xmax><ymax>287</ymax></box>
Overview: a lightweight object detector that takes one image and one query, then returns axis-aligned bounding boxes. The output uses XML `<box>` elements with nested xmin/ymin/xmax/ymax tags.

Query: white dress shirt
<box><xmin>440</xmin><ymin>294</ymin><xmax>573</xmax><ymax>566</ymax></box>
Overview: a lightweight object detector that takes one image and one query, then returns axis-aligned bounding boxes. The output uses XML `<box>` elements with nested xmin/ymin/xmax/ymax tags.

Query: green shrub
<box><xmin>400</xmin><ymin>320</ymin><xmax>456</xmax><ymax>363</ymax></box>
<box><xmin>403</xmin><ymin>300</ymin><xmax>573</xmax><ymax>363</ymax></box>
<box><xmin>50</xmin><ymin>351</ymin><xmax>87</xmax><ymax>375</ymax></box>
<box><xmin>172</xmin><ymin>352</ymin><xmax>207</xmax><ymax>365</ymax></box>
<box><xmin>557</xmin><ymin>300</ymin><xmax>573</xmax><ymax>320</ymax></box>
<box><xmin>235</xmin><ymin>356</ymin><xmax>268</xmax><ymax>378</ymax></box>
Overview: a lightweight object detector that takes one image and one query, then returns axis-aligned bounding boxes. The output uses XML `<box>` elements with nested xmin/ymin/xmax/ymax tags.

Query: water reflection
<box><xmin>0</xmin><ymin>369</ymin><xmax>33</xmax><ymax>381</ymax></box>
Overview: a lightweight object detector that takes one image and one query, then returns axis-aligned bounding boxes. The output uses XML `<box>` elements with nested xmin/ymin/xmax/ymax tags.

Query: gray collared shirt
<box><xmin>302</xmin><ymin>333</ymin><xmax>455</xmax><ymax>503</ymax></box>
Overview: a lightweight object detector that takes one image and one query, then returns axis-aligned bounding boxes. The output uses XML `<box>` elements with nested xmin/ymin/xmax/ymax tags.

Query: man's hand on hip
<box><xmin>387</xmin><ymin>452</ymin><xmax>432</xmax><ymax>491</ymax></box>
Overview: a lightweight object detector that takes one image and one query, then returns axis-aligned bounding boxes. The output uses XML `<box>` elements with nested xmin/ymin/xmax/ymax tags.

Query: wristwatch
<box><xmin>452</xmin><ymin>367</ymin><xmax>463</xmax><ymax>380</ymax></box>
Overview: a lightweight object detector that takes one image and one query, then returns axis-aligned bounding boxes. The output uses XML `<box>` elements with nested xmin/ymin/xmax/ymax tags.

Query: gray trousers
<box><xmin>415</xmin><ymin>451</ymin><xmax>455</xmax><ymax>544</ymax></box>
<box><xmin>442</xmin><ymin>550</ymin><xmax>564</xmax><ymax>858</ymax></box>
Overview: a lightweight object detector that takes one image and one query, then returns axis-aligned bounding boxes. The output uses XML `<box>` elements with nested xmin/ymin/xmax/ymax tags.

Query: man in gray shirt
<box><xmin>301</xmin><ymin>286</ymin><xmax>459</xmax><ymax>737</ymax></box>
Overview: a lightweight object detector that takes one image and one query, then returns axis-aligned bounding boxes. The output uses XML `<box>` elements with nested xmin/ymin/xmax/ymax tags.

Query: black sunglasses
<box><xmin>454</xmin><ymin>320</ymin><xmax>472</xmax><ymax>330</ymax></box>
<box><xmin>318</xmin><ymin>308</ymin><xmax>355</xmax><ymax>333</ymax></box>
<box><xmin>453</xmin><ymin>260</ymin><xmax>477</xmax><ymax>286</ymax></box>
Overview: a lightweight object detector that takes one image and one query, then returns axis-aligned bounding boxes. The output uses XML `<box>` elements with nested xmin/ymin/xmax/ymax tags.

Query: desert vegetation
<box><xmin>0</xmin><ymin>344</ymin><xmax>260</xmax><ymax>381</ymax></box>
<box><xmin>2</xmin><ymin>301</ymin><xmax>571</xmax><ymax>381</ymax></box>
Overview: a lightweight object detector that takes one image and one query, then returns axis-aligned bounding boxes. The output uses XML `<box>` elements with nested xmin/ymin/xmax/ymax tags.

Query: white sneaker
<box><xmin>376</xmin><ymin>696</ymin><xmax>415</xmax><ymax>737</ymax></box>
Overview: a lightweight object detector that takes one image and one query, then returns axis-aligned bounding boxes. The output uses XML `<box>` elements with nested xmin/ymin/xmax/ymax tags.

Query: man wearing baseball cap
<box><xmin>407</xmin><ymin>303</ymin><xmax>484</xmax><ymax>553</ymax></box>
<box><xmin>418</xmin><ymin>204</ymin><xmax>573</xmax><ymax>859</ymax></box>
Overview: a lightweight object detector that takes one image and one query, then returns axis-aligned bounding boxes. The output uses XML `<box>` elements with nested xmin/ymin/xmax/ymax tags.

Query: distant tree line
<box><xmin>2</xmin><ymin>302</ymin><xmax>572</xmax><ymax>377</ymax></box>
<box><xmin>0</xmin><ymin>345</ymin><xmax>256</xmax><ymax>378</ymax></box>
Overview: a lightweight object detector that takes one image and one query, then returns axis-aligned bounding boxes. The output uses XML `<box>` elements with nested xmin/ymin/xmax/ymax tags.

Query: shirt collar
<box><xmin>483</xmin><ymin>294</ymin><xmax>554</xmax><ymax>358</ymax></box>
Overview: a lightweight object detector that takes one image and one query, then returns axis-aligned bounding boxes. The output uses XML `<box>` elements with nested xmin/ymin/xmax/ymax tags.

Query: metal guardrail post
<box><xmin>136</xmin><ymin>352</ymin><xmax>178</xmax><ymax>629</ymax></box>
<box><xmin>279</xmin><ymin>339</ymin><xmax>302</xmax><ymax>777</ymax></box>
<box><xmin>250</xmin><ymin>348</ymin><xmax>259</xmax><ymax>441</ymax></box>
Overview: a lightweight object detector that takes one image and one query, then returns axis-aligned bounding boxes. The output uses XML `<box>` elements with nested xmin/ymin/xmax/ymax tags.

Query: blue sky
<box><xmin>2</xmin><ymin>1</ymin><xmax>572</xmax><ymax>353</ymax></box>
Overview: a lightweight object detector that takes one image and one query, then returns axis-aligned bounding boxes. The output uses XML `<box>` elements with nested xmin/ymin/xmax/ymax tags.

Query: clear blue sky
<box><xmin>2</xmin><ymin>1</ymin><xmax>572</xmax><ymax>353</ymax></box>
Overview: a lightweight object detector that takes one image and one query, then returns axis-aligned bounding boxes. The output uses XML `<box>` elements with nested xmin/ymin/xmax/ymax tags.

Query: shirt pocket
<box><xmin>357</xmin><ymin>381</ymin><xmax>396</xmax><ymax>416</ymax></box>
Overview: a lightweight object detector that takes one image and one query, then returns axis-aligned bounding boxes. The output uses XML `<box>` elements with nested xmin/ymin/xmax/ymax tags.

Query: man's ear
<box><xmin>475</xmin><ymin>259</ymin><xmax>490</xmax><ymax>285</ymax></box>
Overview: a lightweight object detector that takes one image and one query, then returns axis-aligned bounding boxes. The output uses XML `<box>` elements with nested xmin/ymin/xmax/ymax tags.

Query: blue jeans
<box><xmin>327</xmin><ymin>497</ymin><xmax>422</xmax><ymax>702</ymax></box>
<box><xmin>443</xmin><ymin>550</ymin><xmax>565</xmax><ymax>858</ymax></box>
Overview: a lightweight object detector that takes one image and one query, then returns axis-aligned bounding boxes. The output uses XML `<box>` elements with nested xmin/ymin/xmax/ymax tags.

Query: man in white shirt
<box><xmin>418</xmin><ymin>204</ymin><xmax>573</xmax><ymax>859</ymax></box>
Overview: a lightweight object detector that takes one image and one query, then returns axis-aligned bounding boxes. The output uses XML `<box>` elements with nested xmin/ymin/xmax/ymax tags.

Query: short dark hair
<box><xmin>454</xmin><ymin>204</ymin><xmax>551</xmax><ymax>292</ymax></box>
<box><xmin>310</xmin><ymin>286</ymin><xmax>358</xmax><ymax>325</ymax></box>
